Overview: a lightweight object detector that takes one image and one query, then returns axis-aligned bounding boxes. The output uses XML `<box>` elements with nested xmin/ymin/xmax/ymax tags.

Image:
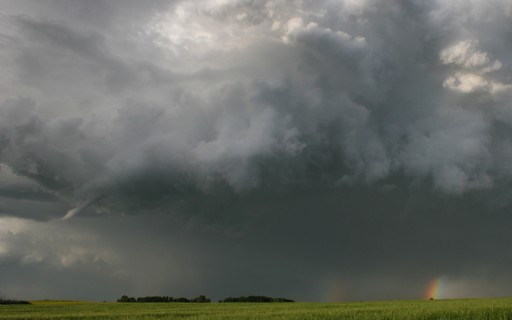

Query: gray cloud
<box><xmin>1</xmin><ymin>0</ymin><xmax>512</xmax><ymax>302</ymax></box>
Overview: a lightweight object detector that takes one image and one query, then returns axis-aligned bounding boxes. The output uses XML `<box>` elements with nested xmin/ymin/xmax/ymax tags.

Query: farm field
<box><xmin>2</xmin><ymin>298</ymin><xmax>512</xmax><ymax>320</ymax></box>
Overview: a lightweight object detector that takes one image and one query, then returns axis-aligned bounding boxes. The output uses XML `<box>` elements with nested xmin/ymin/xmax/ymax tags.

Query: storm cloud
<box><xmin>2</xmin><ymin>0</ymin><xmax>512</xmax><ymax>302</ymax></box>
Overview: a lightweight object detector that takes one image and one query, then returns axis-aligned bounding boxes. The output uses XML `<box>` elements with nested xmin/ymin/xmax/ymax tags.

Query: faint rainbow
<box><xmin>320</xmin><ymin>276</ymin><xmax>345</xmax><ymax>302</ymax></box>
<box><xmin>425</xmin><ymin>276</ymin><xmax>447</xmax><ymax>300</ymax></box>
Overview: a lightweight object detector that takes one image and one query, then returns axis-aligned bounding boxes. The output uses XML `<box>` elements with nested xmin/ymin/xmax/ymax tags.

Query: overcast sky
<box><xmin>2</xmin><ymin>0</ymin><xmax>512</xmax><ymax>302</ymax></box>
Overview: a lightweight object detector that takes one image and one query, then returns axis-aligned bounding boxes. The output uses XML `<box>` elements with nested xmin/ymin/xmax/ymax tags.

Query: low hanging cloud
<box><xmin>1</xmin><ymin>0</ymin><xmax>512</xmax><ymax>218</ymax></box>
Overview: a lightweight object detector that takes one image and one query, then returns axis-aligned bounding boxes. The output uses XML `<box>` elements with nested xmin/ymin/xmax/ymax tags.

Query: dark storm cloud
<box><xmin>1</xmin><ymin>0</ymin><xmax>512</xmax><ymax>302</ymax></box>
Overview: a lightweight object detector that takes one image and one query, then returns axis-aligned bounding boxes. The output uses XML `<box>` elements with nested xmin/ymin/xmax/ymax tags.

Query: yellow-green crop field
<box><xmin>2</xmin><ymin>298</ymin><xmax>512</xmax><ymax>319</ymax></box>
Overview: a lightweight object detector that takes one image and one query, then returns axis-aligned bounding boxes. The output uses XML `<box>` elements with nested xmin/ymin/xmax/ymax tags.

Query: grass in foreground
<box><xmin>2</xmin><ymin>298</ymin><xmax>512</xmax><ymax>319</ymax></box>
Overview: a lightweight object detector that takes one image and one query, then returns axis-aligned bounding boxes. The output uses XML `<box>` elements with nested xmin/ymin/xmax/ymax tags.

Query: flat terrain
<box><xmin>2</xmin><ymin>298</ymin><xmax>512</xmax><ymax>319</ymax></box>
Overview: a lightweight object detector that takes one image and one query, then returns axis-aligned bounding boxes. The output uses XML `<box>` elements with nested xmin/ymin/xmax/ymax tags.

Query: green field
<box><xmin>2</xmin><ymin>298</ymin><xmax>512</xmax><ymax>319</ymax></box>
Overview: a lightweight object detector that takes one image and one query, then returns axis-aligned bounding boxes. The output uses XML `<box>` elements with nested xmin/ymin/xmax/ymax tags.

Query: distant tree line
<box><xmin>0</xmin><ymin>298</ymin><xmax>31</xmax><ymax>305</ymax></box>
<box><xmin>117</xmin><ymin>295</ymin><xmax>294</xmax><ymax>303</ymax></box>
<box><xmin>117</xmin><ymin>295</ymin><xmax>211</xmax><ymax>303</ymax></box>
<box><xmin>219</xmin><ymin>296</ymin><xmax>294</xmax><ymax>303</ymax></box>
